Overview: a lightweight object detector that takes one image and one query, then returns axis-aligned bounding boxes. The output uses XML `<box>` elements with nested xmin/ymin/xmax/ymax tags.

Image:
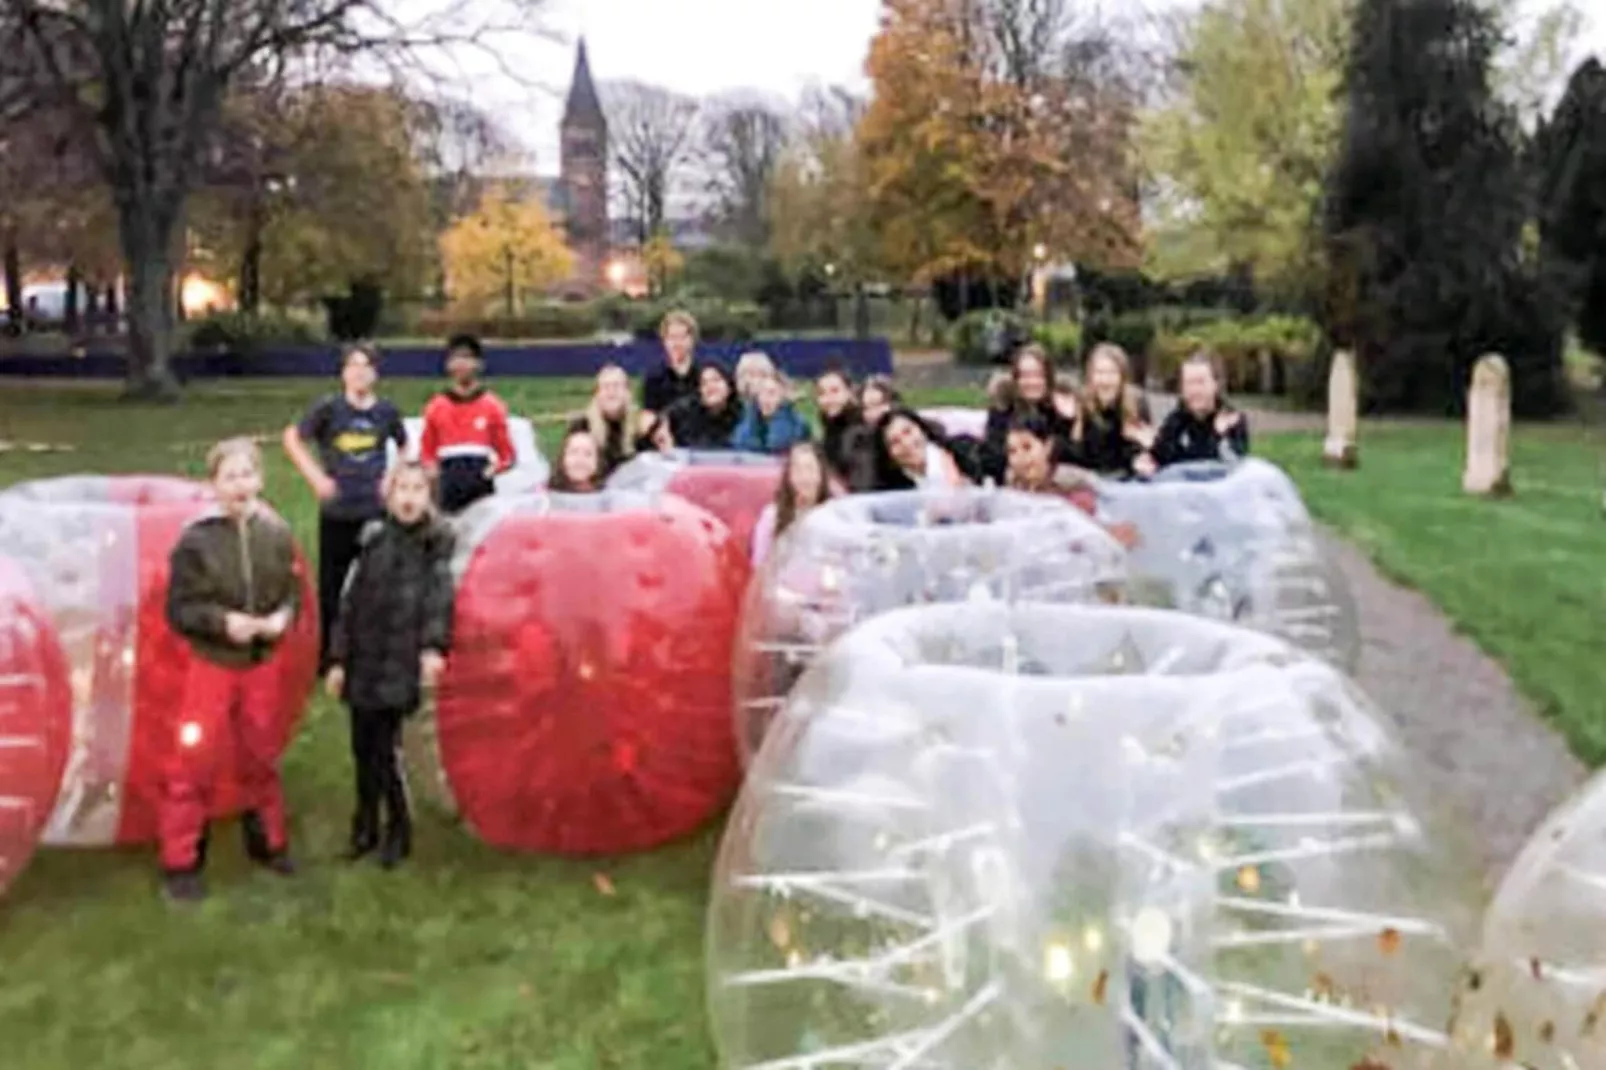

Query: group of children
<box><xmin>153</xmin><ymin>310</ymin><xmax>1250</xmax><ymax>902</ymax></box>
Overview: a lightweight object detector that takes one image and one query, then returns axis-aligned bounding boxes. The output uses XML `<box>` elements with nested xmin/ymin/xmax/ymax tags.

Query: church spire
<box><xmin>562</xmin><ymin>37</ymin><xmax>605</xmax><ymax>130</ymax></box>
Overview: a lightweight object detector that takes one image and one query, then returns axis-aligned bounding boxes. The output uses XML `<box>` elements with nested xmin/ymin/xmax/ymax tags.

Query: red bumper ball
<box><xmin>438</xmin><ymin>490</ymin><xmax>747</xmax><ymax>854</ymax></box>
<box><xmin>606</xmin><ymin>451</ymin><xmax>781</xmax><ymax>561</ymax></box>
<box><xmin>0</xmin><ymin>476</ymin><xmax>317</xmax><ymax>847</ymax></box>
<box><xmin>0</xmin><ymin>557</ymin><xmax>72</xmax><ymax>895</ymax></box>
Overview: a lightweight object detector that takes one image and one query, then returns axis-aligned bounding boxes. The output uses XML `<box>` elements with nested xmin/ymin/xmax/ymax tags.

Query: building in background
<box><xmin>556</xmin><ymin>40</ymin><xmax>609</xmax><ymax>295</ymax></box>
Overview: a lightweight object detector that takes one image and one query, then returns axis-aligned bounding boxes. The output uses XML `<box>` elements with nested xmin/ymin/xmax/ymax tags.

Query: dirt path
<box><xmin>1316</xmin><ymin>531</ymin><xmax>1588</xmax><ymax>884</ymax></box>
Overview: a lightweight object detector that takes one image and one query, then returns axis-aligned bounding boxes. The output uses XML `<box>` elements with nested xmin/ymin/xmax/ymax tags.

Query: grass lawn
<box><xmin>0</xmin><ymin>376</ymin><xmax>986</xmax><ymax>1070</ymax></box>
<box><xmin>1258</xmin><ymin>421</ymin><xmax>1606</xmax><ymax>763</ymax></box>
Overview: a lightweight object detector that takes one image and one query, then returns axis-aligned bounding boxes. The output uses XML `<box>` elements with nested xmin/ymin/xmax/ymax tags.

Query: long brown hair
<box><xmin>1076</xmin><ymin>343</ymin><xmax>1144</xmax><ymax>435</ymax></box>
<box><xmin>773</xmin><ymin>441</ymin><xmax>835</xmax><ymax>538</ymax></box>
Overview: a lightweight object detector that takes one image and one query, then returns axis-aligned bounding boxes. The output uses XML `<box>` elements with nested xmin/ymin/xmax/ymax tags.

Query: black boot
<box><xmin>162</xmin><ymin>868</ymin><xmax>206</xmax><ymax>902</ymax></box>
<box><xmin>347</xmin><ymin>814</ymin><xmax>379</xmax><ymax>861</ymax></box>
<box><xmin>377</xmin><ymin>742</ymin><xmax>412</xmax><ymax>870</ymax></box>
<box><xmin>242</xmin><ymin>810</ymin><xmax>297</xmax><ymax>876</ymax></box>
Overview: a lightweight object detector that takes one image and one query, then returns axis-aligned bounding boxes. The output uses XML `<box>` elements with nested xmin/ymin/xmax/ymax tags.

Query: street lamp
<box><xmin>1032</xmin><ymin>242</ymin><xmax>1047</xmax><ymax>263</ymax></box>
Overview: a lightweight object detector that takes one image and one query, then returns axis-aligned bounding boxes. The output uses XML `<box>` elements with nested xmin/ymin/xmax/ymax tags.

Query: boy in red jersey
<box><xmin>419</xmin><ymin>334</ymin><xmax>515</xmax><ymax>514</ymax></box>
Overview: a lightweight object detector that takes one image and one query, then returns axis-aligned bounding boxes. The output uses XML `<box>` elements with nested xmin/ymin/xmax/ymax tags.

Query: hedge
<box><xmin>1150</xmin><ymin>314</ymin><xmax>1321</xmax><ymax>394</ymax></box>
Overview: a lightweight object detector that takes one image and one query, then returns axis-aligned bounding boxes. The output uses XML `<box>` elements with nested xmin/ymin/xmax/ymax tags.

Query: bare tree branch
<box><xmin>600</xmin><ymin>79</ymin><xmax>698</xmax><ymax>245</ymax></box>
<box><xmin>699</xmin><ymin>92</ymin><xmax>789</xmax><ymax>247</ymax></box>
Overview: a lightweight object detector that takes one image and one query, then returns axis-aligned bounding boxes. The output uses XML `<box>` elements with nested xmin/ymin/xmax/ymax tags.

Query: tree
<box><xmin>857</xmin><ymin>0</ymin><xmax>1141</xmax><ymax>299</ymax></box>
<box><xmin>439</xmin><ymin>183</ymin><xmax>574</xmax><ymax>315</ymax></box>
<box><xmin>1534</xmin><ymin>57</ymin><xmax>1606</xmax><ymax>354</ymax></box>
<box><xmin>1321</xmin><ymin>0</ymin><xmax>1566</xmax><ymax>416</ymax></box>
<box><xmin>0</xmin><ymin>0</ymin><xmax>543</xmax><ymax>396</ymax></box>
<box><xmin>700</xmin><ymin>93</ymin><xmax>789</xmax><ymax>247</ymax></box>
<box><xmin>641</xmin><ymin>229</ymin><xmax>684</xmax><ymax>297</ymax></box>
<box><xmin>188</xmin><ymin>82</ymin><xmax>434</xmax><ymax>310</ymax></box>
<box><xmin>766</xmin><ymin>87</ymin><xmax>878</xmax><ymax>283</ymax></box>
<box><xmin>1139</xmin><ymin>0</ymin><xmax>1350</xmax><ymax>297</ymax></box>
<box><xmin>603</xmin><ymin>81</ymin><xmax>698</xmax><ymax>245</ymax></box>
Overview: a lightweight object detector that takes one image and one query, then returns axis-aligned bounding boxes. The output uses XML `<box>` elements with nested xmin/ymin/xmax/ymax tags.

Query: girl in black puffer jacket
<box><xmin>327</xmin><ymin>461</ymin><xmax>455</xmax><ymax>868</ymax></box>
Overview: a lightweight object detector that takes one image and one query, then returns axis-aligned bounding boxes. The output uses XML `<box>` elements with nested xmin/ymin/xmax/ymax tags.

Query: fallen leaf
<box><xmin>1378</xmin><ymin>927</ymin><xmax>1401</xmax><ymax>956</ymax></box>
<box><xmin>1091</xmin><ymin>969</ymin><xmax>1108</xmax><ymax>1005</ymax></box>
<box><xmin>1493</xmin><ymin>1012</ymin><xmax>1514</xmax><ymax>1059</ymax></box>
<box><xmin>1260</xmin><ymin>1028</ymin><xmax>1291</xmax><ymax>1068</ymax></box>
<box><xmin>593</xmin><ymin>873</ymin><xmax>616</xmax><ymax>896</ymax></box>
<box><xmin>1539</xmin><ymin>1020</ymin><xmax>1555</xmax><ymax>1043</ymax></box>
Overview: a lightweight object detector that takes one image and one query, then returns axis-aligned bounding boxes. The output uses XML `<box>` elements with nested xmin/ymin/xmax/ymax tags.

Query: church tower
<box><xmin>559</xmin><ymin>39</ymin><xmax>609</xmax><ymax>292</ymax></box>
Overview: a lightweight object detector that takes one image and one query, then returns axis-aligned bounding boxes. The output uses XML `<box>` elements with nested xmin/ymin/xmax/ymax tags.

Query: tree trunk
<box><xmin>2</xmin><ymin>239</ymin><xmax>22</xmax><ymax>326</ymax></box>
<box><xmin>120</xmin><ymin>218</ymin><xmax>182</xmax><ymax>399</ymax></box>
<box><xmin>240</xmin><ymin>238</ymin><xmax>262</xmax><ymax>314</ymax></box>
<box><xmin>64</xmin><ymin>266</ymin><xmax>81</xmax><ymax>332</ymax></box>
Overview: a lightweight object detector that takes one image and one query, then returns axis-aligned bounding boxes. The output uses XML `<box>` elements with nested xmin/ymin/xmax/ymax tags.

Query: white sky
<box><xmin>468</xmin><ymin>0</ymin><xmax>1606</xmax><ymax>174</ymax></box>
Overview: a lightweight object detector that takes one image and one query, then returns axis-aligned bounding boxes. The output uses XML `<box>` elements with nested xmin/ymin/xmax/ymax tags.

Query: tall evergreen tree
<box><xmin>1321</xmin><ymin>0</ymin><xmax>1567</xmax><ymax>416</ymax></box>
<box><xmin>1534</xmin><ymin>58</ymin><xmax>1606</xmax><ymax>355</ymax></box>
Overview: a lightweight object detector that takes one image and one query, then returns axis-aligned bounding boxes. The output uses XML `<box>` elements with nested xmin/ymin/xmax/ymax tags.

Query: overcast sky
<box><xmin>474</xmin><ymin>0</ymin><xmax>1605</xmax><ymax>174</ymax></box>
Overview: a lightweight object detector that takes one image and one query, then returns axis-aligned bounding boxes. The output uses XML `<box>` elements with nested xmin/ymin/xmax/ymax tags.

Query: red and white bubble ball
<box><xmin>0</xmin><ymin>476</ymin><xmax>317</xmax><ymax>848</ymax></box>
<box><xmin>606</xmin><ymin>450</ymin><xmax>781</xmax><ymax>561</ymax></box>
<box><xmin>732</xmin><ymin>488</ymin><xmax>1127</xmax><ymax>766</ymax></box>
<box><xmin>0</xmin><ymin>557</ymin><xmax>72</xmax><ymax>896</ymax></box>
<box><xmin>435</xmin><ymin>489</ymin><xmax>748</xmax><ymax>855</ymax></box>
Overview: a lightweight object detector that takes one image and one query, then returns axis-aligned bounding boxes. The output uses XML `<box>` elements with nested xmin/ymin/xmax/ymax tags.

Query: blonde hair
<box><xmin>735</xmin><ymin>351</ymin><xmax>777</xmax><ymax>397</ymax></box>
<box><xmin>383</xmin><ymin>460</ymin><xmax>437</xmax><ymax>515</ymax></box>
<box><xmin>985</xmin><ymin>369</ymin><xmax>1013</xmax><ymax>407</ymax></box>
<box><xmin>584</xmin><ymin>363</ymin><xmax>638</xmax><ymax>462</ymax></box>
<box><xmin>206</xmin><ymin>436</ymin><xmax>262</xmax><ymax>479</ymax></box>
<box><xmin>659</xmin><ymin>309</ymin><xmax>698</xmax><ymax>339</ymax></box>
<box><xmin>1079</xmin><ymin>343</ymin><xmax>1144</xmax><ymax>431</ymax></box>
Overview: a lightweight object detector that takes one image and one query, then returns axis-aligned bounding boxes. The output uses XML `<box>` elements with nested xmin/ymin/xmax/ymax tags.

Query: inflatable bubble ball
<box><xmin>606</xmin><ymin>449</ymin><xmax>781</xmax><ymax>559</ymax></box>
<box><xmin>1096</xmin><ymin>459</ymin><xmax>1361</xmax><ymax>671</ymax></box>
<box><xmin>0</xmin><ymin>557</ymin><xmax>72</xmax><ymax>897</ymax></box>
<box><xmin>434</xmin><ymin>489</ymin><xmax>748</xmax><ymax>855</ymax></box>
<box><xmin>0</xmin><ymin>476</ymin><xmax>317</xmax><ymax>847</ymax></box>
<box><xmin>393</xmin><ymin>414</ymin><xmax>550</xmax><ymax>493</ymax></box>
<box><xmin>1446</xmin><ymin>768</ymin><xmax>1606</xmax><ymax>1069</ymax></box>
<box><xmin>918</xmin><ymin>407</ymin><xmax>987</xmax><ymax>442</ymax></box>
<box><xmin>732</xmin><ymin>487</ymin><xmax>1126</xmax><ymax>767</ymax></box>
<box><xmin>708</xmin><ymin>602</ymin><xmax>1479</xmax><ymax>1070</ymax></box>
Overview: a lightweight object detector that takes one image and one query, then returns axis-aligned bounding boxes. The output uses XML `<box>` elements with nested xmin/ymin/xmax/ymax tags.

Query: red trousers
<box><xmin>158</xmin><ymin>657</ymin><xmax>288</xmax><ymax>872</ymax></box>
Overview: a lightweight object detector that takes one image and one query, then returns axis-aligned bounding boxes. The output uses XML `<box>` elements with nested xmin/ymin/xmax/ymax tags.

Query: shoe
<box><xmin>163</xmin><ymin>870</ymin><xmax>206</xmax><ymax>902</ymax></box>
<box><xmin>347</xmin><ymin>813</ymin><xmax>379</xmax><ymax>860</ymax></box>
<box><xmin>378</xmin><ymin>822</ymin><xmax>411</xmax><ymax>870</ymax></box>
<box><xmin>256</xmin><ymin>850</ymin><xmax>298</xmax><ymax>876</ymax></box>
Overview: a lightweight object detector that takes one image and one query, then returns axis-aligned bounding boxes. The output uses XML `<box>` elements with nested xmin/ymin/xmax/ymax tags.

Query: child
<box><xmin>732</xmin><ymin>373</ymin><xmax>811</xmax><ymax>454</ymax></box>
<box><xmin>419</xmin><ymin>333</ymin><xmax>515</xmax><ymax>514</ymax></box>
<box><xmin>162</xmin><ymin>437</ymin><xmax>302</xmax><ymax>902</ymax></box>
<box><xmin>1153</xmin><ymin>350</ymin><xmax>1249</xmax><ymax>467</ymax></box>
<box><xmin>325</xmin><ymin>461</ymin><xmax>454</xmax><ymax>867</ymax></box>
<box><xmin>549</xmin><ymin>427</ymin><xmax>603</xmax><ymax>493</ymax></box>
<box><xmin>750</xmin><ymin>441</ymin><xmax>835</xmax><ymax>567</ymax></box>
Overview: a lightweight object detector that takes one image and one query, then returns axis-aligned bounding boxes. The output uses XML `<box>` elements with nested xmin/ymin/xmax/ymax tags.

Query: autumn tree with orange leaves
<box><xmin>858</xmin><ymin>0</ymin><xmax>1142</xmax><ymax>290</ymax></box>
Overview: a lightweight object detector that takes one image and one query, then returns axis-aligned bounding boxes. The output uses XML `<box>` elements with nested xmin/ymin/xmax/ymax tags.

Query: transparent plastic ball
<box><xmin>0</xmin><ymin>556</ymin><xmax>72</xmax><ymax>896</ymax></box>
<box><xmin>0</xmin><ymin>476</ymin><xmax>317</xmax><ymax>847</ymax></box>
<box><xmin>605</xmin><ymin>449</ymin><xmax>782</xmax><ymax>559</ymax></box>
<box><xmin>1096</xmin><ymin>459</ymin><xmax>1361</xmax><ymax>671</ymax></box>
<box><xmin>731</xmin><ymin>488</ymin><xmax>1127</xmax><ymax>766</ymax></box>
<box><xmin>708</xmin><ymin>602</ymin><xmax>1479</xmax><ymax>1070</ymax></box>
<box><xmin>432</xmin><ymin>489</ymin><xmax>747</xmax><ymax>854</ymax></box>
<box><xmin>393</xmin><ymin>415</ymin><xmax>550</xmax><ymax>492</ymax></box>
<box><xmin>919</xmin><ymin>407</ymin><xmax>988</xmax><ymax>441</ymax></box>
<box><xmin>1445</xmin><ymin>768</ymin><xmax>1606</xmax><ymax>1069</ymax></box>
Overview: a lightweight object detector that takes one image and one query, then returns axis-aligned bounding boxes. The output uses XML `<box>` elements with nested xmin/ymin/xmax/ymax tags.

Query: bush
<box><xmin>184</xmin><ymin>310</ymin><xmax>325</xmax><ymax>353</ymax></box>
<box><xmin>415</xmin><ymin>303</ymin><xmax>599</xmax><ymax>341</ymax></box>
<box><xmin>1150</xmin><ymin>314</ymin><xmax>1322</xmax><ymax>395</ymax></box>
<box><xmin>951</xmin><ymin>309</ymin><xmax>1028</xmax><ymax>365</ymax></box>
<box><xmin>1031</xmin><ymin>322</ymin><xmax>1082</xmax><ymax>364</ymax></box>
<box><xmin>1082</xmin><ymin>310</ymin><xmax>1159</xmax><ymax>381</ymax></box>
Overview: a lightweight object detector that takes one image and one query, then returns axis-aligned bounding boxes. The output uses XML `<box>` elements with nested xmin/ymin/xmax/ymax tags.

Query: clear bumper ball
<box><xmin>708</xmin><ymin>603</ymin><xmax>1479</xmax><ymax>1070</ymax></box>
<box><xmin>1096</xmin><ymin>459</ymin><xmax>1361</xmax><ymax>671</ymax></box>
<box><xmin>732</xmin><ymin>488</ymin><xmax>1127</xmax><ymax>766</ymax></box>
<box><xmin>1445</xmin><ymin>768</ymin><xmax>1606</xmax><ymax>1069</ymax></box>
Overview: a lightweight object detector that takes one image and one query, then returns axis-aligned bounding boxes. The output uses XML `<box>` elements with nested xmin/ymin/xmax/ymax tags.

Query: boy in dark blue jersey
<box><xmin>282</xmin><ymin>343</ymin><xmax>407</xmax><ymax>671</ymax></box>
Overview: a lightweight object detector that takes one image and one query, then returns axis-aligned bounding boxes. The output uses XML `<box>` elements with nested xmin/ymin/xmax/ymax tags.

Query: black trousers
<box><xmin>349</xmin><ymin>706</ymin><xmax>409</xmax><ymax>837</ymax></box>
<box><xmin>318</xmin><ymin>511</ymin><xmax>372</xmax><ymax>672</ymax></box>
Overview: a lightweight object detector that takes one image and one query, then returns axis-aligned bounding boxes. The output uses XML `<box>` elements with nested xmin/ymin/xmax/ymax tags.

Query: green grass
<box><xmin>0</xmin><ymin>376</ymin><xmax>994</xmax><ymax>1070</ymax></box>
<box><xmin>1258</xmin><ymin>422</ymin><xmax>1606</xmax><ymax>762</ymax></box>
<box><xmin>5</xmin><ymin>381</ymin><xmax>1602</xmax><ymax>1068</ymax></box>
